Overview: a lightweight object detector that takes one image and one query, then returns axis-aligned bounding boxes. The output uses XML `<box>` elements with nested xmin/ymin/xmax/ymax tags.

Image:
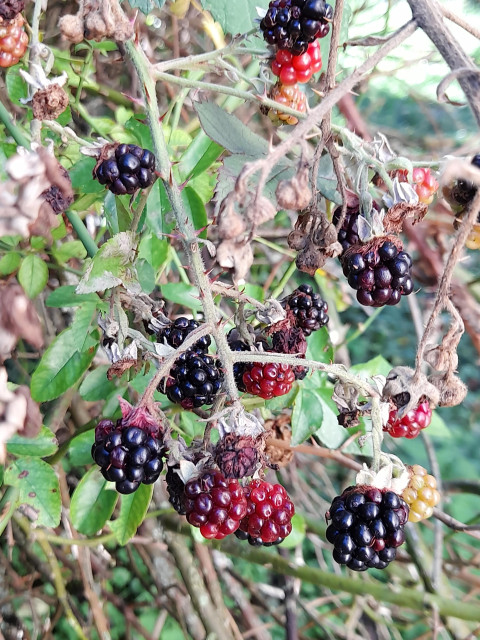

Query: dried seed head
<box><xmin>216</xmin><ymin>239</ymin><xmax>254</xmax><ymax>285</ymax></box>
<box><xmin>428</xmin><ymin>372</ymin><xmax>467</xmax><ymax>408</ymax></box>
<box><xmin>276</xmin><ymin>169</ymin><xmax>312</xmax><ymax>211</ymax></box>
<box><xmin>215</xmin><ymin>433</ymin><xmax>261</xmax><ymax>479</ymax></box>
<box><xmin>32</xmin><ymin>85</ymin><xmax>69</xmax><ymax>121</ymax></box>
<box><xmin>58</xmin><ymin>0</ymin><xmax>133</xmax><ymax>44</ymax></box>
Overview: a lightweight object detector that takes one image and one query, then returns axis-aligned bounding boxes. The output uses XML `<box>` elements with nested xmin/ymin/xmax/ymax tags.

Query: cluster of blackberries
<box><xmin>261</xmin><ymin>0</ymin><xmax>333</xmax><ymax>55</ymax></box>
<box><xmin>342</xmin><ymin>241</ymin><xmax>414</xmax><ymax>307</ymax></box>
<box><xmin>281</xmin><ymin>283</ymin><xmax>329</xmax><ymax>335</ymax></box>
<box><xmin>166</xmin><ymin>470</ymin><xmax>296</xmax><ymax>544</ymax></box>
<box><xmin>326</xmin><ymin>488</ymin><xmax>409</xmax><ymax>571</ymax></box>
<box><xmin>157</xmin><ymin>316</ymin><xmax>211</xmax><ymax>352</ymax></box>
<box><xmin>92</xmin><ymin>419</ymin><xmax>165</xmax><ymax>494</ymax></box>
<box><xmin>93</xmin><ymin>144</ymin><xmax>157</xmax><ymax>195</ymax></box>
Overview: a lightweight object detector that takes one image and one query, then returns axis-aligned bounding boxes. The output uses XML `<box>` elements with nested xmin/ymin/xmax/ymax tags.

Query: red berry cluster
<box><xmin>242</xmin><ymin>362</ymin><xmax>296</xmax><ymax>400</ymax></box>
<box><xmin>397</xmin><ymin>167</ymin><xmax>439</xmax><ymax>205</ymax></box>
<box><xmin>0</xmin><ymin>13</ymin><xmax>28</xmax><ymax>68</ymax></box>
<box><xmin>237</xmin><ymin>479</ymin><xmax>295</xmax><ymax>545</ymax></box>
<box><xmin>271</xmin><ymin>40</ymin><xmax>322</xmax><ymax>85</ymax></box>
<box><xmin>383</xmin><ymin>401</ymin><xmax>432</xmax><ymax>439</ymax></box>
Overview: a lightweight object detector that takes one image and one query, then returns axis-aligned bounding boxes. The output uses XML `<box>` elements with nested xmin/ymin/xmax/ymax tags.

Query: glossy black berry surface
<box><xmin>326</xmin><ymin>488</ymin><xmax>409</xmax><ymax>571</ymax></box>
<box><xmin>156</xmin><ymin>317</ymin><xmax>211</xmax><ymax>353</ymax></box>
<box><xmin>93</xmin><ymin>144</ymin><xmax>157</xmax><ymax>195</ymax></box>
<box><xmin>260</xmin><ymin>0</ymin><xmax>332</xmax><ymax>54</ymax></box>
<box><xmin>162</xmin><ymin>350</ymin><xmax>224</xmax><ymax>409</ymax></box>
<box><xmin>92</xmin><ymin>424</ymin><xmax>165</xmax><ymax>494</ymax></box>
<box><xmin>281</xmin><ymin>283</ymin><xmax>329</xmax><ymax>336</ymax></box>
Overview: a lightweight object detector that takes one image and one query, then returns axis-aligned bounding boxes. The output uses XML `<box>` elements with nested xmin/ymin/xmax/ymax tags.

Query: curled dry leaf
<box><xmin>265</xmin><ymin>414</ymin><xmax>293</xmax><ymax>468</ymax></box>
<box><xmin>0</xmin><ymin>147</ymin><xmax>72</xmax><ymax>241</ymax></box>
<box><xmin>58</xmin><ymin>0</ymin><xmax>133</xmax><ymax>44</ymax></box>
<box><xmin>0</xmin><ymin>367</ymin><xmax>42</xmax><ymax>463</ymax></box>
<box><xmin>0</xmin><ymin>283</ymin><xmax>44</xmax><ymax>362</ymax></box>
<box><xmin>216</xmin><ymin>239</ymin><xmax>254</xmax><ymax>285</ymax></box>
<box><xmin>383</xmin><ymin>202</ymin><xmax>428</xmax><ymax>234</ymax></box>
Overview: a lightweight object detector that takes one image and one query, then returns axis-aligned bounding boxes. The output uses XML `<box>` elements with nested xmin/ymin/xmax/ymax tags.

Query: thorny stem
<box><xmin>125</xmin><ymin>38</ymin><xmax>241</xmax><ymax>404</ymax></box>
<box><xmin>414</xmin><ymin>183</ymin><xmax>480</xmax><ymax>376</ymax></box>
<box><xmin>28</xmin><ymin>0</ymin><xmax>48</xmax><ymax>144</ymax></box>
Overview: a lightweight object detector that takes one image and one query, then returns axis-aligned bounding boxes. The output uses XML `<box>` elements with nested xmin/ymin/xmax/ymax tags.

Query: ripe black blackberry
<box><xmin>166</xmin><ymin>465</ymin><xmax>187</xmax><ymax>515</ymax></box>
<box><xmin>332</xmin><ymin>204</ymin><xmax>361</xmax><ymax>254</ymax></box>
<box><xmin>326</xmin><ymin>487</ymin><xmax>409</xmax><ymax>571</ymax></box>
<box><xmin>0</xmin><ymin>0</ymin><xmax>24</xmax><ymax>20</ymax></box>
<box><xmin>343</xmin><ymin>240</ymin><xmax>414</xmax><ymax>307</ymax></box>
<box><xmin>260</xmin><ymin>0</ymin><xmax>333</xmax><ymax>55</ymax></box>
<box><xmin>162</xmin><ymin>351</ymin><xmax>224</xmax><ymax>409</ymax></box>
<box><xmin>156</xmin><ymin>317</ymin><xmax>211</xmax><ymax>352</ymax></box>
<box><xmin>281</xmin><ymin>283</ymin><xmax>329</xmax><ymax>335</ymax></box>
<box><xmin>92</xmin><ymin>419</ymin><xmax>166</xmax><ymax>495</ymax></box>
<box><xmin>93</xmin><ymin>143</ymin><xmax>156</xmax><ymax>196</ymax></box>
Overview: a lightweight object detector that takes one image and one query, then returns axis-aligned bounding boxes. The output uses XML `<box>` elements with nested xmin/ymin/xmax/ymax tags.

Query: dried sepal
<box><xmin>276</xmin><ymin>166</ymin><xmax>312</xmax><ymax>211</ymax></box>
<box><xmin>356</xmin><ymin>459</ymin><xmax>410</xmax><ymax>495</ymax></box>
<box><xmin>216</xmin><ymin>239</ymin><xmax>254</xmax><ymax>285</ymax></box>
<box><xmin>382</xmin><ymin>366</ymin><xmax>440</xmax><ymax>418</ymax></box>
<box><xmin>58</xmin><ymin>0</ymin><xmax>133</xmax><ymax>44</ymax></box>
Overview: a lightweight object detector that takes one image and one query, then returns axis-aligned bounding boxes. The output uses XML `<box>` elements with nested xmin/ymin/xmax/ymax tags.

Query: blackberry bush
<box><xmin>162</xmin><ymin>350</ymin><xmax>224</xmax><ymax>409</ymax></box>
<box><xmin>236</xmin><ymin>479</ymin><xmax>295</xmax><ymax>545</ymax></box>
<box><xmin>281</xmin><ymin>283</ymin><xmax>329</xmax><ymax>335</ymax></box>
<box><xmin>93</xmin><ymin>143</ymin><xmax>157</xmax><ymax>195</ymax></box>
<box><xmin>184</xmin><ymin>470</ymin><xmax>248</xmax><ymax>540</ymax></box>
<box><xmin>260</xmin><ymin>0</ymin><xmax>333</xmax><ymax>55</ymax></box>
<box><xmin>326</xmin><ymin>487</ymin><xmax>409</xmax><ymax>571</ymax></box>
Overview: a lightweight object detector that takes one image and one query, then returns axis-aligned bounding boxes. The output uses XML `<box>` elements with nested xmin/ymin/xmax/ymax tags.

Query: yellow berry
<box><xmin>418</xmin><ymin>486</ymin><xmax>434</xmax><ymax>503</ymax></box>
<box><xmin>412</xmin><ymin>464</ymin><xmax>427</xmax><ymax>477</ymax></box>
<box><xmin>403</xmin><ymin>465</ymin><xmax>441</xmax><ymax>522</ymax></box>
<box><xmin>403</xmin><ymin>487</ymin><xmax>417</xmax><ymax>504</ymax></box>
<box><xmin>409</xmin><ymin>510</ymin><xmax>424</xmax><ymax>523</ymax></box>
<box><xmin>411</xmin><ymin>475</ymin><xmax>425</xmax><ymax>491</ymax></box>
<box><xmin>424</xmin><ymin>474</ymin><xmax>437</xmax><ymax>489</ymax></box>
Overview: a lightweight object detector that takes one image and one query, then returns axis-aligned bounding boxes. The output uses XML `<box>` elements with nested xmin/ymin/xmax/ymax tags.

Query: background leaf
<box><xmin>18</xmin><ymin>255</ymin><xmax>49</xmax><ymax>299</ymax></box>
<box><xmin>7</xmin><ymin>426</ymin><xmax>58</xmax><ymax>457</ymax></box>
<box><xmin>70</xmin><ymin>467</ymin><xmax>118</xmax><ymax>536</ymax></box>
<box><xmin>110</xmin><ymin>484</ymin><xmax>153</xmax><ymax>545</ymax></box>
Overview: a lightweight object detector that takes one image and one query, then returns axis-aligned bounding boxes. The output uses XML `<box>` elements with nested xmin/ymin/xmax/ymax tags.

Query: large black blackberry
<box><xmin>326</xmin><ymin>487</ymin><xmax>409</xmax><ymax>571</ymax></box>
<box><xmin>343</xmin><ymin>240</ymin><xmax>414</xmax><ymax>307</ymax></box>
<box><xmin>92</xmin><ymin>419</ymin><xmax>166</xmax><ymax>495</ymax></box>
<box><xmin>156</xmin><ymin>317</ymin><xmax>211</xmax><ymax>352</ymax></box>
<box><xmin>260</xmin><ymin>0</ymin><xmax>333</xmax><ymax>56</ymax></box>
<box><xmin>281</xmin><ymin>283</ymin><xmax>329</xmax><ymax>335</ymax></box>
<box><xmin>162</xmin><ymin>351</ymin><xmax>224</xmax><ymax>409</ymax></box>
<box><xmin>165</xmin><ymin>465</ymin><xmax>187</xmax><ymax>515</ymax></box>
<box><xmin>94</xmin><ymin>143</ymin><xmax>157</xmax><ymax>196</ymax></box>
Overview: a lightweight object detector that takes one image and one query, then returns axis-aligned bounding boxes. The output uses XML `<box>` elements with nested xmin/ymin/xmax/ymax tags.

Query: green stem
<box><xmin>65</xmin><ymin>210</ymin><xmax>98</xmax><ymax>257</ymax></box>
<box><xmin>125</xmin><ymin>38</ymin><xmax>240</xmax><ymax>403</ymax></box>
<box><xmin>0</xmin><ymin>100</ymin><xmax>30</xmax><ymax>148</ymax></box>
<box><xmin>0</xmin><ymin>487</ymin><xmax>19</xmax><ymax>537</ymax></box>
<box><xmin>271</xmin><ymin>260</ymin><xmax>297</xmax><ymax>299</ymax></box>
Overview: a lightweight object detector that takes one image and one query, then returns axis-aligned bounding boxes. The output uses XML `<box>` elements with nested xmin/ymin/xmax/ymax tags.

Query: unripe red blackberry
<box><xmin>93</xmin><ymin>143</ymin><xmax>157</xmax><ymax>196</ymax></box>
<box><xmin>260</xmin><ymin>0</ymin><xmax>332</xmax><ymax>55</ymax></box>
<box><xmin>236</xmin><ymin>479</ymin><xmax>295</xmax><ymax>545</ymax></box>
<box><xmin>91</xmin><ymin>406</ymin><xmax>166</xmax><ymax>495</ymax></box>
<box><xmin>402</xmin><ymin>465</ymin><xmax>440</xmax><ymax>522</ymax></box>
<box><xmin>281</xmin><ymin>283</ymin><xmax>329</xmax><ymax>335</ymax></box>
<box><xmin>396</xmin><ymin>168</ymin><xmax>439</xmax><ymax>205</ymax></box>
<box><xmin>0</xmin><ymin>13</ymin><xmax>28</xmax><ymax>68</ymax></box>
<box><xmin>156</xmin><ymin>317</ymin><xmax>211</xmax><ymax>353</ymax></box>
<box><xmin>326</xmin><ymin>487</ymin><xmax>409</xmax><ymax>571</ymax></box>
<box><xmin>383</xmin><ymin>400</ymin><xmax>432</xmax><ymax>439</ymax></box>
<box><xmin>0</xmin><ymin>0</ymin><xmax>25</xmax><ymax>21</ymax></box>
<box><xmin>184</xmin><ymin>470</ymin><xmax>248</xmax><ymax>539</ymax></box>
<box><xmin>343</xmin><ymin>240</ymin><xmax>414</xmax><ymax>307</ymax></box>
<box><xmin>162</xmin><ymin>350</ymin><xmax>224</xmax><ymax>409</ymax></box>
<box><xmin>271</xmin><ymin>40</ymin><xmax>322</xmax><ymax>85</ymax></box>
<box><xmin>243</xmin><ymin>361</ymin><xmax>295</xmax><ymax>400</ymax></box>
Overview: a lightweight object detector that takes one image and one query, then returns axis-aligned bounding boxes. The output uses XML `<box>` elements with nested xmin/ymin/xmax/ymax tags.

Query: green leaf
<box><xmin>110</xmin><ymin>483</ymin><xmax>153</xmax><ymax>545</ymax></box>
<box><xmin>315</xmin><ymin>153</ymin><xmax>341</xmax><ymax>204</ymax></box>
<box><xmin>278</xmin><ymin>514</ymin><xmax>306</xmax><ymax>549</ymax></box>
<box><xmin>138</xmin><ymin>234</ymin><xmax>168</xmax><ymax>271</ymax></box>
<box><xmin>182</xmin><ymin>187</ymin><xmax>207</xmax><ymax>238</ymax></box>
<box><xmin>350</xmin><ymin>355</ymin><xmax>392</xmax><ymax>379</ymax></box>
<box><xmin>313</xmin><ymin>388</ymin><xmax>349</xmax><ymax>449</ymax></box>
<box><xmin>127</xmin><ymin>0</ymin><xmax>166</xmax><ymax>14</ymax></box>
<box><xmin>4</xmin><ymin>457</ymin><xmax>61</xmax><ymax>527</ymax></box>
<box><xmin>18</xmin><ymin>255</ymin><xmax>49</xmax><ymax>298</ymax></box>
<box><xmin>30</xmin><ymin>327</ymin><xmax>99</xmax><ymax>402</ymax></box>
<box><xmin>70</xmin><ymin>156</ymin><xmax>104</xmax><ymax>194</ymax></box>
<box><xmin>195</xmin><ymin>102</ymin><xmax>268</xmax><ymax>157</ymax></box>
<box><xmin>291</xmin><ymin>388</ymin><xmax>324</xmax><ymax>446</ymax></box>
<box><xmin>76</xmin><ymin>231</ymin><xmax>140</xmax><ymax>294</ymax></box>
<box><xmin>51</xmin><ymin>240</ymin><xmax>87</xmax><ymax>264</ymax></box>
<box><xmin>7</xmin><ymin>426</ymin><xmax>58</xmax><ymax>457</ymax></box>
<box><xmin>70</xmin><ymin>303</ymin><xmax>97</xmax><ymax>349</ymax></box>
<box><xmin>79</xmin><ymin>365</ymin><xmax>118</xmax><ymax>401</ymax></box>
<box><xmin>68</xmin><ymin>430</ymin><xmax>96</xmax><ymax>467</ymax></box>
<box><xmin>70</xmin><ymin>467</ymin><xmax>118</xmax><ymax>536</ymax></box>
<box><xmin>179</xmin><ymin>133</ymin><xmax>223</xmax><ymax>181</ymax></box>
<box><xmin>160</xmin><ymin>282</ymin><xmax>203</xmax><ymax>312</ymax></box>
<box><xmin>46</xmin><ymin>285</ymin><xmax>102</xmax><ymax>308</ymax></box>
<box><xmin>5</xmin><ymin>67</ymin><xmax>28</xmax><ymax>106</ymax></box>
<box><xmin>137</xmin><ymin>258</ymin><xmax>156</xmax><ymax>293</ymax></box>
<box><xmin>0</xmin><ymin>252</ymin><xmax>21</xmax><ymax>275</ymax></box>
<box><xmin>199</xmin><ymin>0</ymin><xmax>268</xmax><ymax>35</ymax></box>
<box><xmin>305</xmin><ymin>327</ymin><xmax>333</xmax><ymax>364</ymax></box>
